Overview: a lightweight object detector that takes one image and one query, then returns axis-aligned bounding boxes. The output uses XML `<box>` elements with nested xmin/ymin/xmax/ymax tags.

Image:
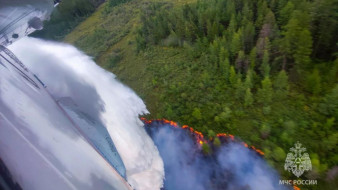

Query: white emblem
<box><xmin>284</xmin><ymin>142</ymin><xmax>312</xmax><ymax>177</ymax></box>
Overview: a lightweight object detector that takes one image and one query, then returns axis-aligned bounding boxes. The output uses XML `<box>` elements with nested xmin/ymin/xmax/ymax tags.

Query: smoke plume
<box><xmin>146</xmin><ymin>122</ymin><xmax>292</xmax><ymax>190</ymax></box>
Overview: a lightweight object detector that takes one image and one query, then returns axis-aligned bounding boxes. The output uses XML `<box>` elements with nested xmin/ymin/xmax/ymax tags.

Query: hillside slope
<box><xmin>65</xmin><ymin>0</ymin><xmax>197</xmax><ymax>123</ymax></box>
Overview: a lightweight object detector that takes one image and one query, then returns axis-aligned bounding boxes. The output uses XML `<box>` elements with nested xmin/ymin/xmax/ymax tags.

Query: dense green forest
<box><xmin>35</xmin><ymin>0</ymin><xmax>338</xmax><ymax>189</ymax></box>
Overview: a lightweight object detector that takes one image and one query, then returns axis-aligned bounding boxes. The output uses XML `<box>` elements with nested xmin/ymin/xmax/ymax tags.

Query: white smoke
<box><xmin>7</xmin><ymin>37</ymin><xmax>164</xmax><ymax>190</ymax></box>
<box><xmin>146</xmin><ymin>124</ymin><xmax>292</xmax><ymax>190</ymax></box>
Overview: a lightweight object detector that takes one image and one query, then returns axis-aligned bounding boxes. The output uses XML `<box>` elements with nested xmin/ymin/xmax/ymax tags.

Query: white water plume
<box><xmin>0</xmin><ymin>37</ymin><xmax>164</xmax><ymax>190</ymax></box>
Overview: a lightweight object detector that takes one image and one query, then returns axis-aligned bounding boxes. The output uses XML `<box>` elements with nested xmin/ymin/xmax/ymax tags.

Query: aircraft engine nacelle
<box><xmin>0</xmin><ymin>0</ymin><xmax>55</xmax><ymax>46</ymax></box>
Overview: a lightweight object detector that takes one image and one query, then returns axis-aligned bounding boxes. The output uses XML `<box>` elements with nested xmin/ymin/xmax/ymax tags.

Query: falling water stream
<box><xmin>0</xmin><ymin>37</ymin><xmax>164</xmax><ymax>190</ymax></box>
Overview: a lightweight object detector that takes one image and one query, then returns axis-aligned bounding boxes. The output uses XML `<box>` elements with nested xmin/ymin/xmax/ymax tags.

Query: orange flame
<box><xmin>141</xmin><ymin>117</ymin><xmax>265</xmax><ymax>156</ymax></box>
<box><xmin>293</xmin><ymin>186</ymin><xmax>301</xmax><ymax>190</ymax></box>
<box><xmin>250</xmin><ymin>146</ymin><xmax>265</xmax><ymax>156</ymax></box>
<box><xmin>216</xmin><ymin>133</ymin><xmax>227</xmax><ymax>137</ymax></box>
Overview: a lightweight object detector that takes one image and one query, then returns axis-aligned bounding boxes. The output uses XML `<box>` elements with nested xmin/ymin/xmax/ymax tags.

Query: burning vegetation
<box><xmin>141</xmin><ymin>117</ymin><xmax>298</xmax><ymax>190</ymax></box>
<box><xmin>140</xmin><ymin>117</ymin><xmax>265</xmax><ymax>156</ymax></box>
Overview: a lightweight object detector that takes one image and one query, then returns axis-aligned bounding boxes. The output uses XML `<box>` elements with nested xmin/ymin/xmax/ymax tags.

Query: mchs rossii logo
<box><xmin>284</xmin><ymin>141</ymin><xmax>312</xmax><ymax>177</ymax></box>
<box><xmin>279</xmin><ymin>142</ymin><xmax>317</xmax><ymax>186</ymax></box>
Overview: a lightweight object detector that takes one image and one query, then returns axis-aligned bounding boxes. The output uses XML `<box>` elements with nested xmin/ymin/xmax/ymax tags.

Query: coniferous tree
<box><xmin>228</xmin><ymin>15</ymin><xmax>237</xmax><ymax>36</ymax></box>
<box><xmin>225</xmin><ymin>0</ymin><xmax>236</xmax><ymax>22</ymax></box>
<box><xmin>255</xmin><ymin>0</ymin><xmax>269</xmax><ymax>28</ymax></box>
<box><xmin>244</xmin><ymin>88</ymin><xmax>254</xmax><ymax>107</ymax></box>
<box><xmin>278</xmin><ymin>1</ymin><xmax>295</xmax><ymax>26</ymax></box>
<box><xmin>311</xmin><ymin>0</ymin><xmax>338</xmax><ymax>58</ymax></box>
<box><xmin>328</xmin><ymin>59</ymin><xmax>338</xmax><ymax>85</ymax></box>
<box><xmin>273</xmin><ymin>70</ymin><xmax>289</xmax><ymax>100</ymax></box>
<box><xmin>282</xmin><ymin>11</ymin><xmax>312</xmax><ymax>69</ymax></box>
<box><xmin>241</xmin><ymin>1</ymin><xmax>253</xmax><ymax>22</ymax></box>
<box><xmin>320</xmin><ymin>84</ymin><xmax>338</xmax><ymax>119</ymax></box>
<box><xmin>249</xmin><ymin>47</ymin><xmax>257</xmax><ymax>69</ymax></box>
<box><xmin>257</xmin><ymin>76</ymin><xmax>273</xmax><ymax>106</ymax></box>
<box><xmin>221</xmin><ymin>58</ymin><xmax>231</xmax><ymax>81</ymax></box>
<box><xmin>230</xmin><ymin>31</ymin><xmax>241</xmax><ymax>59</ymax></box>
<box><xmin>229</xmin><ymin>66</ymin><xmax>237</xmax><ymax>87</ymax></box>
<box><xmin>242</xmin><ymin>20</ymin><xmax>255</xmax><ymax>52</ymax></box>
<box><xmin>261</xmin><ymin>50</ymin><xmax>270</xmax><ymax>77</ymax></box>
<box><xmin>244</xmin><ymin>70</ymin><xmax>253</xmax><ymax>89</ymax></box>
<box><xmin>236</xmin><ymin>50</ymin><xmax>245</xmax><ymax>71</ymax></box>
<box><xmin>209</xmin><ymin>39</ymin><xmax>220</xmax><ymax>65</ymax></box>
<box><xmin>235</xmin><ymin>78</ymin><xmax>245</xmax><ymax>100</ymax></box>
<box><xmin>219</xmin><ymin>47</ymin><xmax>228</xmax><ymax>65</ymax></box>
<box><xmin>306</xmin><ymin>69</ymin><xmax>321</xmax><ymax>95</ymax></box>
<box><xmin>294</xmin><ymin>29</ymin><xmax>312</xmax><ymax>68</ymax></box>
